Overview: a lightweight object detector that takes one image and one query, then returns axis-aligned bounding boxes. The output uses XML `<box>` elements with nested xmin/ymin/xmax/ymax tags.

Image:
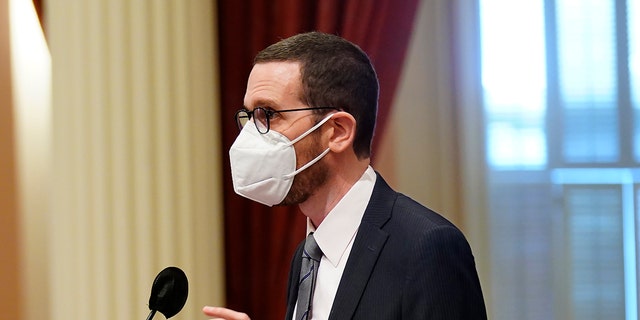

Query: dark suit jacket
<box><xmin>285</xmin><ymin>173</ymin><xmax>487</xmax><ymax>319</ymax></box>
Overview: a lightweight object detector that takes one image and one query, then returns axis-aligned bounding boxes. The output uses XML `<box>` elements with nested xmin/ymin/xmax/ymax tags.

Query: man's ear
<box><xmin>327</xmin><ymin>111</ymin><xmax>356</xmax><ymax>153</ymax></box>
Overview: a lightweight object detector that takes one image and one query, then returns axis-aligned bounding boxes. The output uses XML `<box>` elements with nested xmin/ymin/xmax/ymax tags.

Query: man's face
<box><xmin>243</xmin><ymin>61</ymin><xmax>329</xmax><ymax>205</ymax></box>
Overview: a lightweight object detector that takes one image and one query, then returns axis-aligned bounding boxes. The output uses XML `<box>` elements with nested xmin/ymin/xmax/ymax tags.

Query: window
<box><xmin>481</xmin><ymin>0</ymin><xmax>639</xmax><ymax>319</ymax></box>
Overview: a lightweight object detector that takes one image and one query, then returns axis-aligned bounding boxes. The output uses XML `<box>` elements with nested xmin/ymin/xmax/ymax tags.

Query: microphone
<box><xmin>146</xmin><ymin>266</ymin><xmax>189</xmax><ymax>320</ymax></box>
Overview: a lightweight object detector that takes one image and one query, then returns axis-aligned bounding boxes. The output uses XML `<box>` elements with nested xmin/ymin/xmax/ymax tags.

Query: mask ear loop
<box><xmin>282</xmin><ymin>113</ymin><xmax>335</xmax><ymax>180</ymax></box>
<box><xmin>283</xmin><ymin>148</ymin><xmax>331</xmax><ymax>179</ymax></box>
<box><xmin>288</xmin><ymin>113</ymin><xmax>334</xmax><ymax>145</ymax></box>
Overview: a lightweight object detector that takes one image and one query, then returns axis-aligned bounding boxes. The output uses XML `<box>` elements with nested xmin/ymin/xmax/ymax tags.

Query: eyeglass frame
<box><xmin>235</xmin><ymin>106</ymin><xmax>340</xmax><ymax>134</ymax></box>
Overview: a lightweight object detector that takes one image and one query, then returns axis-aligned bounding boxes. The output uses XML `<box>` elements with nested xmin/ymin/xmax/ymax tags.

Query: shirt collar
<box><xmin>307</xmin><ymin>166</ymin><xmax>377</xmax><ymax>267</ymax></box>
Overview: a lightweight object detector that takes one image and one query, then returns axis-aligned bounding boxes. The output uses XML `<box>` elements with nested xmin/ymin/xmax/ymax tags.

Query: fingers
<box><xmin>202</xmin><ymin>306</ymin><xmax>251</xmax><ymax>320</ymax></box>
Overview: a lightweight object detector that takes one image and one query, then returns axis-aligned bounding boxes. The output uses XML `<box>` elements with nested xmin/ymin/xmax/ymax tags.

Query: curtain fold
<box><xmin>217</xmin><ymin>1</ymin><xmax>419</xmax><ymax>319</ymax></box>
<box><xmin>31</xmin><ymin>0</ymin><xmax>44</xmax><ymax>34</ymax></box>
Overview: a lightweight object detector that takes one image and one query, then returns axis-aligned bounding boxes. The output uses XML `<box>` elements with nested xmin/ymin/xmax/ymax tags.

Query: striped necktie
<box><xmin>296</xmin><ymin>233</ymin><xmax>323</xmax><ymax>320</ymax></box>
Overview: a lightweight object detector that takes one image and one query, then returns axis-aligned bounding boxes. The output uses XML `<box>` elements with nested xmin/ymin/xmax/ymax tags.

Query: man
<box><xmin>204</xmin><ymin>32</ymin><xmax>486</xmax><ymax>319</ymax></box>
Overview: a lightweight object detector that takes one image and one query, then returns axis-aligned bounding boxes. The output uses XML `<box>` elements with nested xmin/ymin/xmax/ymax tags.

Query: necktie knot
<box><xmin>303</xmin><ymin>233</ymin><xmax>322</xmax><ymax>262</ymax></box>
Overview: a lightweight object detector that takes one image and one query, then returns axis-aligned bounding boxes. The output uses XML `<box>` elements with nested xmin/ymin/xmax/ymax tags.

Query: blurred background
<box><xmin>1</xmin><ymin>0</ymin><xmax>638</xmax><ymax>319</ymax></box>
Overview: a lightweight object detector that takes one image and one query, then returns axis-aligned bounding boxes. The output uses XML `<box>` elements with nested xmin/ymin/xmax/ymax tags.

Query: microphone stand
<box><xmin>146</xmin><ymin>310</ymin><xmax>156</xmax><ymax>320</ymax></box>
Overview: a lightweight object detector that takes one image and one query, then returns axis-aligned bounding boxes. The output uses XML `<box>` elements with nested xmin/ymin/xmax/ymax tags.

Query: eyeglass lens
<box><xmin>236</xmin><ymin>108</ymin><xmax>269</xmax><ymax>133</ymax></box>
<box><xmin>236</xmin><ymin>110</ymin><xmax>250</xmax><ymax>129</ymax></box>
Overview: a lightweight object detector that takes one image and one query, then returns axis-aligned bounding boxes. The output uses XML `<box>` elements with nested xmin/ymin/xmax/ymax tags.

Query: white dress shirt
<box><xmin>298</xmin><ymin>166</ymin><xmax>376</xmax><ymax>319</ymax></box>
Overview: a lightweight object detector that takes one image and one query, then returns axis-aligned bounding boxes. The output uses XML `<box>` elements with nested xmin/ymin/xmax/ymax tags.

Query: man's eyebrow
<box><xmin>246</xmin><ymin>98</ymin><xmax>279</xmax><ymax>110</ymax></box>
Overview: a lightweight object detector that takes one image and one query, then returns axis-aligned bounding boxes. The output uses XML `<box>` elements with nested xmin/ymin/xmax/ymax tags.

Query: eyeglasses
<box><xmin>235</xmin><ymin>107</ymin><xmax>339</xmax><ymax>134</ymax></box>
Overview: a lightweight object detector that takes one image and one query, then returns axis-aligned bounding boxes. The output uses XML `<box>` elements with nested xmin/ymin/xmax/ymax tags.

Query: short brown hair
<box><xmin>254</xmin><ymin>32</ymin><xmax>379</xmax><ymax>159</ymax></box>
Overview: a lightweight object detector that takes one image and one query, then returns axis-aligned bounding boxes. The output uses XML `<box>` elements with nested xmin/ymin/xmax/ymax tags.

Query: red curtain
<box><xmin>217</xmin><ymin>1</ymin><xmax>419</xmax><ymax>319</ymax></box>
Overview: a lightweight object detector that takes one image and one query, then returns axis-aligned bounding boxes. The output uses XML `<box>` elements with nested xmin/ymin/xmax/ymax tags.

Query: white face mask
<box><xmin>229</xmin><ymin>114</ymin><xmax>334</xmax><ymax>206</ymax></box>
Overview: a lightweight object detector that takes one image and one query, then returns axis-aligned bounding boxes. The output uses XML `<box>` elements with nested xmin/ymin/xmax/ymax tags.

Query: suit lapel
<box><xmin>285</xmin><ymin>242</ymin><xmax>304</xmax><ymax>320</ymax></box>
<box><xmin>327</xmin><ymin>173</ymin><xmax>396</xmax><ymax>320</ymax></box>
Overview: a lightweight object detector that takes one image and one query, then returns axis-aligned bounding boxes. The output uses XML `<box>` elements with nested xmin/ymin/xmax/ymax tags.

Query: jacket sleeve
<box><xmin>402</xmin><ymin>225</ymin><xmax>487</xmax><ymax>319</ymax></box>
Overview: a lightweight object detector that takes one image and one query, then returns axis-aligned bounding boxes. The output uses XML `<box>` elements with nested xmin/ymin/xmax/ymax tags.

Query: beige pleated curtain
<box><xmin>46</xmin><ymin>1</ymin><xmax>225</xmax><ymax>319</ymax></box>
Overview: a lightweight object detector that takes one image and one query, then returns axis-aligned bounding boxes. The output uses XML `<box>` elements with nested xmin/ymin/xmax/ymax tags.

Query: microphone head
<box><xmin>148</xmin><ymin>266</ymin><xmax>189</xmax><ymax>319</ymax></box>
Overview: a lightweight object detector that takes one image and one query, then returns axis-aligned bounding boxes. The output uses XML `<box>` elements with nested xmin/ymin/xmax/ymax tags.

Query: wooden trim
<box><xmin>0</xmin><ymin>0</ymin><xmax>23</xmax><ymax>319</ymax></box>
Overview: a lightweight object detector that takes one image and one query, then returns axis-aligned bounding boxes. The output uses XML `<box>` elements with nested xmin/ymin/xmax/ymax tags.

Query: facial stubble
<box><xmin>278</xmin><ymin>129</ymin><xmax>329</xmax><ymax>206</ymax></box>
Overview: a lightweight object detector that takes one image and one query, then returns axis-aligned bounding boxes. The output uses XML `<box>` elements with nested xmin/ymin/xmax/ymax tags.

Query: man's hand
<box><xmin>202</xmin><ymin>306</ymin><xmax>251</xmax><ymax>320</ymax></box>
